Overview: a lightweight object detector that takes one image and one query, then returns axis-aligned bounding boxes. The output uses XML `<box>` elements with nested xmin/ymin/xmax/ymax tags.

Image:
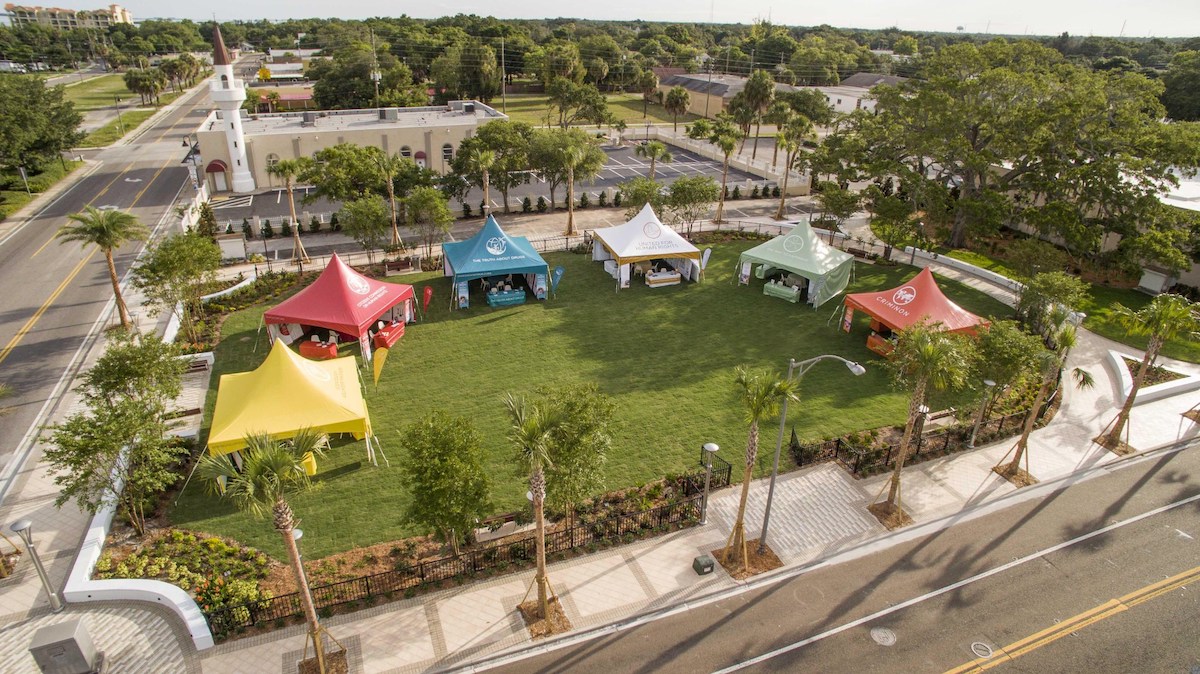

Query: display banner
<box><xmin>534</xmin><ymin>272</ymin><xmax>548</xmax><ymax>299</ymax></box>
<box><xmin>842</xmin><ymin>306</ymin><xmax>854</xmax><ymax>333</ymax></box>
<box><xmin>422</xmin><ymin>286</ymin><xmax>433</xmax><ymax>315</ymax></box>
<box><xmin>551</xmin><ymin>266</ymin><xmax>565</xmax><ymax>294</ymax></box>
<box><xmin>373</xmin><ymin>347</ymin><xmax>389</xmax><ymax>385</ymax></box>
<box><xmin>456</xmin><ymin>281</ymin><xmax>469</xmax><ymax>309</ymax></box>
<box><xmin>701</xmin><ymin>247</ymin><xmax>713</xmax><ymax>270</ymax></box>
<box><xmin>739</xmin><ymin>261</ymin><xmax>751</xmax><ymax>285</ymax></box>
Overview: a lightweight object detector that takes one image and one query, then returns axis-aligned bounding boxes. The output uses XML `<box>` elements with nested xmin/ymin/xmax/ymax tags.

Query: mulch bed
<box><xmin>1094</xmin><ymin>434</ymin><xmax>1137</xmax><ymax>456</ymax></box>
<box><xmin>868</xmin><ymin>502</ymin><xmax>914</xmax><ymax>530</ymax></box>
<box><xmin>1122</xmin><ymin>357</ymin><xmax>1185</xmax><ymax>388</ymax></box>
<box><xmin>992</xmin><ymin>463</ymin><xmax>1038</xmax><ymax>488</ymax></box>
<box><xmin>518</xmin><ymin>597</ymin><xmax>572</xmax><ymax>639</ymax></box>
<box><xmin>298</xmin><ymin>648</ymin><xmax>348</xmax><ymax>674</ymax></box>
<box><xmin>710</xmin><ymin>539</ymin><xmax>784</xmax><ymax>580</ymax></box>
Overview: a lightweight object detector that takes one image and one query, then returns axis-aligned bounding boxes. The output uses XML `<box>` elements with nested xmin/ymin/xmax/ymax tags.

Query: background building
<box><xmin>5</xmin><ymin>3</ymin><xmax>132</xmax><ymax>29</ymax></box>
<box><xmin>658</xmin><ymin>72</ymin><xmax>907</xmax><ymax>119</ymax></box>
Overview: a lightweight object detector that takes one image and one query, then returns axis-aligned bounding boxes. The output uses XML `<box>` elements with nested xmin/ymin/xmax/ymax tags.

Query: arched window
<box><xmin>265</xmin><ymin>154</ymin><xmax>280</xmax><ymax>170</ymax></box>
<box><xmin>442</xmin><ymin>143</ymin><xmax>454</xmax><ymax>162</ymax></box>
<box><xmin>220</xmin><ymin>74</ymin><xmax>229</xmax><ymax>90</ymax></box>
<box><xmin>400</xmin><ymin>146</ymin><xmax>412</xmax><ymax>158</ymax></box>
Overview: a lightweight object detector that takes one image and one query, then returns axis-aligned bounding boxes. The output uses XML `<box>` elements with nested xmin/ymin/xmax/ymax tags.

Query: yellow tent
<box><xmin>207</xmin><ymin>340</ymin><xmax>374</xmax><ymax>458</ymax></box>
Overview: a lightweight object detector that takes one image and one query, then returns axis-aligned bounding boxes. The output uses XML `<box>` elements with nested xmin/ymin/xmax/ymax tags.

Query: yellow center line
<box><xmin>0</xmin><ymin>253</ymin><xmax>95</xmax><ymax>367</ymax></box>
<box><xmin>944</xmin><ymin>564</ymin><xmax>1200</xmax><ymax>673</ymax></box>
<box><xmin>30</xmin><ymin>235</ymin><xmax>57</xmax><ymax>258</ymax></box>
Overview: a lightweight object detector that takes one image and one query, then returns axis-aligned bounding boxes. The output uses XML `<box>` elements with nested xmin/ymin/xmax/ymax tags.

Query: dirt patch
<box><xmin>1122</xmin><ymin>357</ymin><xmax>1186</xmax><ymax>388</ymax></box>
<box><xmin>518</xmin><ymin>597</ymin><xmax>572</xmax><ymax>639</ymax></box>
<box><xmin>710</xmin><ymin>539</ymin><xmax>784</xmax><ymax>580</ymax></box>
<box><xmin>868</xmin><ymin>502</ymin><xmax>914</xmax><ymax>530</ymax></box>
<box><xmin>298</xmin><ymin>648</ymin><xmax>348</xmax><ymax>674</ymax></box>
<box><xmin>992</xmin><ymin>463</ymin><xmax>1038</xmax><ymax>488</ymax></box>
<box><xmin>1184</xmin><ymin>409</ymin><xmax>1200</xmax><ymax>424</ymax></box>
<box><xmin>1094</xmin><ymin>434</ymin><xmax>1137</xmax><ymax>456</ymax></box>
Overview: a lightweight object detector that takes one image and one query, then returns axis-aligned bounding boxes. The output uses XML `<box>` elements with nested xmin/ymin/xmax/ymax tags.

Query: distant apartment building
<box><xmin>5</xmin><ymin>3</ymin><xmax>132</xmax><ymax>30</ymax></box>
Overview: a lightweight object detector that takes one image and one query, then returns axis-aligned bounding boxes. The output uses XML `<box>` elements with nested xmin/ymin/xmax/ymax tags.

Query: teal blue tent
<box><xmin>442</xmin><ymin>215</ymin><xmax>550</xmax><ymax>308</ymax></box>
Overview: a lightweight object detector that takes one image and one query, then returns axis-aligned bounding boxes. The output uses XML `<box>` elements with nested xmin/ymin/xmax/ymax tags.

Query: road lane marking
<box><xmin>0</xmin><ymin>252</ymin><xmax>94</xmax><ymax>367</ymax></box>
<box><xmin>945</xmin><ymin>564</ymin><xmax>1200</xmax><ymax>672</ymax></box>
<box><xmin>30</xmin><ymin>235</ymin><xmax>57</xmax><ymax>258</ymax></box>
<box><xmin>710</xmin><ymin>490</ymin><xmax>1200</xmax><ymax>674</ymax></box>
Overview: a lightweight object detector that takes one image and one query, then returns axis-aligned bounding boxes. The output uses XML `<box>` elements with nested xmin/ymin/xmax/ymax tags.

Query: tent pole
<box><xmin>371</xmin><ymin>435</ymin><xmax>389</xmax><ymax>467</ymax></box>
<box><xmin>827</xmin><ymin>303</ymin><xmax>845</xmax><ymax>326</ymax></box>
<box><xmin>174</xmin><ymin>447</ymin><xmax>206</xmax><ymax>506</ymax></box>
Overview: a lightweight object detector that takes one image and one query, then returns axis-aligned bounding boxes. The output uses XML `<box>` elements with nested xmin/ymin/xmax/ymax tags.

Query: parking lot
<box><xmin>208</xmin><ymin>141</ymin><xmax>766</xmax><ymax>226</ymax></box>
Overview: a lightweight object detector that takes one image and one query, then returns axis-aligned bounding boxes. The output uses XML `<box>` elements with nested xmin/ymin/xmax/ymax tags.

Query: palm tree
<box><xmin>742</xmin><ymin>70</ymin><xmax>776</xmax><ymax>160</ymax></box>
<box><xmin>999</xmin><ymin>311</ymin><xmax>1094</xmax><ymax>478</ymax></box>
<box><xmin>774</xmin><ymin>115</ymin><xmax>814</xmax><ymax>220</ymax></box>
<box><xmin>879</xmin><ymin>322</ymin><xmax>972</xmax><ymax>515</ymax></box>
<box><xmin>726</xmin><ymin>93</ymin><xmax>756</xmax><ymax>153</ymax></box>
<box><xmin>57</xmin><ymin>206</ymin><xmax>149</xmax><ymax>330</ymax></box>
<box><xmin>464</xmin><ymin>148</ymin><xmax>496</xmax><ymax>217</ymax></box>
<box><xmin>265</xmin><ymin>90</ymin><xmax>281</xmax><ymax>113</ymax></box>
<box><xmin>636</xmin><ymin>70</ymin><xmax>659</xmax><ymax>117</ymax></box>
<box><xmin>634</xmin><ymin>140</ymin><xmax>673</xmax><ymax>180</ymax></box>
<box><xmin>1099</xmin><ymin>294</ymin><xmax>1199</xmax><ymax>450</ymax></box>
<box><xmin>722</xmin><ymin>367</ymin><xmax>797</xmax><ymax>573</ymax></box>
<box><xmin>198</xmin><ymin>430</ymin><xmax>332</xmax><ymax>673</ymax></box>
<box><xmin>372</xmin><ymin>152</ymin><xmax>408</xmax><ymax>248</ymax></box>
<box><xmin>664</xmin><ymin>86</ymin><xmax>690</xmax><ymax>132</ymax></box>
<box><xmin>266</xmin><ymin>159</ymin><xmax>310</xmax><ymax>262</ymax></box>
<box><xmin>765</xmin><ymin>101</ymin><xmax>794</xmax><ymax>170</ymax></box>
<box><xmin>713</xmin><ymin>132</ymin><xmax>740</xmax><ymax>224</ymax></box>
<box><xmin>503</xmin><ymin>393</ymin><xmax>561</xmax><ymax>620</ymax></box>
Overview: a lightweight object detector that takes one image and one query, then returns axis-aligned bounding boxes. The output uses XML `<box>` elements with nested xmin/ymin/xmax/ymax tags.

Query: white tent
<box><xmin>592</xmin><ymin>204</ymin><xmax>702</xmax><ymax>290</ymax></box>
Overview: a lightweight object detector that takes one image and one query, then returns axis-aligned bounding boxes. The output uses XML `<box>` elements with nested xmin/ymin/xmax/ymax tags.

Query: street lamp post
<box><xmin>113</xmin><ymin>95</ymin><xmax>125</xmax><ymax>136</ymax></box>
<box><xmin>700</xmin><ymin>442</ymin><xmax>720</xmax><ymax>524</ymax></box>
<box><xmin>10</xmin><ymin>519</ymin><xmax>64</xmax><ymax>613</ymax></box>
<box><xmin>758</xmin><ymin>355</ymin><xmax>866</xmax><ymax>554</ymax></box>
<box><xmin>968</xmin><ymin>379</ymin><xmax>997</xmax><ymax>448</ymax></box>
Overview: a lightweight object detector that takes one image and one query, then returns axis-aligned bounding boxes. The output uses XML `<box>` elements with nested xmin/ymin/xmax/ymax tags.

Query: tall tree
<box><xmin>667</xmin><ymin>176</ymin><xmax>720</xmax><ymax>235</ymax></box>
<box><xmin>664</xmin><ymin>86</ymin><xmax>691</xmax><ymax>132</ymax></box>
<box><xmin>528</xmin><ymin>128</ymin><xmax>605</xmax><ymax>216</ymax></box>
<box><xmin>337</xmin><ymin>196</ymin><xmax>389</xmax><ymax>264</ymax></box>
<box><xmin>1099</xmin><ymin>294</ymin><xmax>1200</xmax><ymax>450</ymax></box>
<box><xmin>774</xmin><ymin>114</ymin><xmax>814</xmax><ymax>220</ymax></box>
<box><xmin>44</xmin><ymin>333</ymin><xmax>185</xmax><ymax>537</ymax></box>
<box><xmin>0</xmin><ymin>76</ymin><xmax>83</xmax><ymax>173</ymax></box>
<box><xmin>711</xmin><ymin>129</ymin><xmax>742</xmax><ymax>224</ymax></box>
<box><xmin>405</xmin><ymin>186</ymin><xmax>453</xmax><ymax>256</ymax></box>
<box><xmin>1161</xmin><ymin>50</ymin><xmax>1200</xmax><ymax>121</ymax></box>
<box><xmin>198</xmin><ymin>430</ymin><xmax>332</xmax><ymax>674</ymax></box>
<box><xmin>267</xmin><ymin>158</ymin><xmax>311</xmax><ymax>262</ymax></box>
<box><xmin>878</xmin><ymin>322</ymin><xmax>973</xmax><ymax>516</ymax></box>
<box><xmin>742</xmin><ymin>69</ymin><xmax>776</xmax><ymax>160</ymax></box>
<box><xmin>634</xmin><ymin>140</ymin><xmax>673</xmax><ymax>180</ymax></box>
<box><xmin>400</xmin><ymin>411</ymin><xmax>491</xmax><ymax>556</ymax></box>
<box><xmin>308</xmin><ymin>41</ymin><xmax>427</xmax><ymax>109</ymax></box>
<box><xmin>430</xmin><ymin>41</ymin><xmax>502</xmax><ymax>102</ymax></box>
<box><xmin>131</xmin><ymin>231</ymin><xmax>221</xmax><ymax>344</ymax></box>
<box><xmin>541</xmin><ymin>383</ymin><xmax>614</xmax><ymax>521</ymax></box>
<box><xmin>636</xmin><ymin>69</ymin><xmax>659</xmax><ymax>117</ymax></box>
<box><xmin>451</xmin><ymin>120</ymin><xmax>534</xmax><ymax>214</ymax></box>
<box><xmin>56</xmin><ymin>206</ymin><xmax>149</xmax><ymax>330</ymax></box>
<box><xmin>722</xmin><ymin>367</ymin><xmax>797</xmax><ymax>573</ymax></box>
<box><xmin>460</xmin><ymin>148</ymin><xmax>496</xmax><ymax>216</ymax></box>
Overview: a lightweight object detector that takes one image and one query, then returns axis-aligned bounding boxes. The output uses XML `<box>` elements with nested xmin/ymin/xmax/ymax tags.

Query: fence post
<box><xmin>364</xmin><ymin>575</ymin><xmax>371</xmax><ymax>599</ymax></box>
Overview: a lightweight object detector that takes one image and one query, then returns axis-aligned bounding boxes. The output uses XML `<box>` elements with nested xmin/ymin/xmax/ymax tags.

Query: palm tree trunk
<box><xmin>1106</xmin><ymin>339</ymin><xmax>1159</xmax><ymax>446</ymax></box>
<box><xmin>532</xmin><ymin>467</ymin><xmax>550</xmax><ymax>619</ymax></box>
<box><xmin>565</xmin><ymin>167</ymin><xmax>576</xmax><ymax>236</ymax></box>
<box><xmin>1006</xmin><ymin>370</ymin><xmax>1052</xmax><ymax>474</ymax></box>
<box><xmin>886</xmin><ymin>379</ymin><xmax>926</xmax><ymax>509</ymax></box>
<box><xmin>286</xmin><ymin>181</ymin><xmax>308</xmax><ymax>262</ymax></box>
<box><xmin>105</xmin><ymin>249</ymin><xmax>132</xmax><ymax>329</ymax></box>
<box><xmin>386</xmin><ymin>179</ymin><xmax>401</xmax><ymax>247</ymax></box>
<box><xmin>649</xmin><ymin>156</ymin><xmax>656</xmax><ymax>180</ymax></box>
<box><xmin>723</xmin><ymin>421</ymin><xmax>759</xmax><ymax>570</ymax></box>
<box><xmin>752</xmin><ymin>121</ymin><xmax>762</xmax><ymax>160</ymax></box>
<box><xmin>482</xmin><ymin>169</ymin><xmax>491</xmax><ymax>217</ymax></box>
<box><xmin>716</xmin><ymin>157</ymin><xmax>730</xmax><ymax>223</ymax></box>
<box><xmin>501</xmin><ymin>187</ymin><xmax>511</xmax><ymax>214</ymax></box>
<box><xmin>771</xmin><ymin>140</ymin><xmax>780</xmax><ymax>170</ymax></box>
<box><xmin>278</xmin><ymin>507</ymin><xmax>326</xmax><ymax>674</ymax></box>
<box><xmin>775</xmin><ymin>153</ymin><xmax>791</xmax><ymax>220</ymax></box>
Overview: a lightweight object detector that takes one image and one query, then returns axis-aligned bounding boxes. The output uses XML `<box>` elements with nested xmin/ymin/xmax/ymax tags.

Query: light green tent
<box><xmin>736</xmin><ymin>223</ymin><xmax>855</xmax><ymax>308</ymax></box>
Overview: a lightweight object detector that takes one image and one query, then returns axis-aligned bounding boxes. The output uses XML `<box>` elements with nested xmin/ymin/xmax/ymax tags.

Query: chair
<box><xmin>311</xmin><ymin>335</ymin><xmax>320</xmax><ymax>342</ymax></box>
<box><xmin>504</xmin><ymin>284</ymin><xmax>512</xmax><ymax>291</ymax></box>
<box><xmin>489</xmin><ymin>287</ymin><xmax>498</xmax><ymax>294</ymax></box>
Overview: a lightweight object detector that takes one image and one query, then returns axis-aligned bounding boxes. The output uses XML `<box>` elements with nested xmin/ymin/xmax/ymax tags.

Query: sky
<box><xmin>73</xmin><ymin>1</ymin><xmax>1200</xmax><ymax>38</ymax></box>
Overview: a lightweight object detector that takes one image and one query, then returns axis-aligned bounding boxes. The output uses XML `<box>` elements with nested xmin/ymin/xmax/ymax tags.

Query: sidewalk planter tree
<box><xmin>1098</xmin><ymin>294</ymin><xmax>1199</xmax><ymax>452</ymax></box>
<box><xmin>721</xmin><ymin>366</ymin><xmax>796</xmax><ymax>574</ymax></box>
<box><xmin>874</xmin><ymin>322</ymin><xmax>972</xmax><ymax>526</ymax></box>
<box><xmin>198</xmin><ymin>430</ymin><xmax>337</xmax><ymax>674</ymax></box>
<box><xmin>635</xmin><ymin>140</ymin><xmax>673</xmax><ymax>180</ymax></box>
<box><xmin>56</xmin><ymin>205</ymin><xmax>149</xmax><ymax>330</ymax></box>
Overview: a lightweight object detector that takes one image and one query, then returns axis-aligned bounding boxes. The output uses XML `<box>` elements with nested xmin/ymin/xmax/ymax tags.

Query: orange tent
<box><xmin>842</xmin><ymin>268</ymin><xmax>989</xmax><ymax>354</ymax></box>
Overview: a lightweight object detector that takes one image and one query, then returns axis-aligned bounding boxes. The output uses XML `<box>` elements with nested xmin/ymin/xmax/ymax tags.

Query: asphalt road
<box><xmin>0</xmin><ymin>80</ymin><xmax>212</xmax><ymax>497</ymax></box>
<box><xmin>488</xmin><ymin>443</ymin><xmax>1200</xmax><ymax>674</ymax></box>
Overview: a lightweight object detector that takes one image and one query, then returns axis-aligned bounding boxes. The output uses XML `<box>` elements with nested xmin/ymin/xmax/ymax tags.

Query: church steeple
<box><xmin>212</xmin><ymin>25</ymin><xmax>231</xmax><ymax>66</ymax></box>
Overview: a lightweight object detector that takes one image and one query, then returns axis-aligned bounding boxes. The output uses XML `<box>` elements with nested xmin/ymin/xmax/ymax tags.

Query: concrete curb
<box><xmin>1106</xmin><ymin>349</ymin><xmax>1200</xmax><ymax>404</ymax></box>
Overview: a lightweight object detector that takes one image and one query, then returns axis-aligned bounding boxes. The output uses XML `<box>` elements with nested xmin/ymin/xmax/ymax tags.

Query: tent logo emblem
<box><xmin>346</xmin><ymin>274</ymin><xmax>371</xmax><ymax>295</ymax></box>
<box><xmin>486</xmin><ymin>237</ymin><xmax>507</xmax><ymax>256</ymax></box>
<box><xmin>782</xmin><ymin>235</ymin><xmax>806</xmax><ymax>253</ymax></box>
<box><xmin>300</xmin><ymin>362</ymin><xmax>332</xmax><ymax>382</ymax></box>
<box><xmin>642</xmin><ymin>221</ymin><xmax>662</xmax><ymax>239</ymax></box>
<box><xmin>893</xmin><ymin>286</ymin><xmax>917</xmax><ymax>305</ymax></box>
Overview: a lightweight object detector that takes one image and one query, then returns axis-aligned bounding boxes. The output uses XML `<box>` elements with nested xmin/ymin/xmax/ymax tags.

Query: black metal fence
<box><xmin>791</xmin><ymin>394</ymin><xmax>1056</xmax><ymax>478</ymax></box>
<box><xmin>204</xmin><ymin>455</ymin><xmax>733</xmax><ymax>640</ymax></box>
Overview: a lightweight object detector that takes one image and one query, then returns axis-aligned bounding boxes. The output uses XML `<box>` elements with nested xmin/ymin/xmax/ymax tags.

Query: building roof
<box><xmin>838</xmin><ymin>72</ymin><xmax>907</xmax><ymax>89</ymax></box>
<box><xmin>200</xmin><ymin>101</ymin><xmax>505</xmax><ymax>137</ymax></box>
<box><xmin>212</xmin><ymin>25</ymin><xmax>231</xmax><ymax>67</ymax></box>
<box><xmin>660</xmin><ymin>73</ymin><xmax>799</xmax><ymax>100</ymax></box>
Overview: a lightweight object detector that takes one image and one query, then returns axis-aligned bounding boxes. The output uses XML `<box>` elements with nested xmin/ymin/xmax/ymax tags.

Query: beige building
<box><xmin>658</xmin><ymin>71</ymin><xmax>907</xmax><ymax>119</ymax></box>
<box><xmin>194</xmin><ymin>102</ymin><xmax>507</xmax><ymax>193</ymax></box>
<box><xmin>5</xmin><ymin>3</ymin><xmax>132</xmax><ymax>29</ymax></box>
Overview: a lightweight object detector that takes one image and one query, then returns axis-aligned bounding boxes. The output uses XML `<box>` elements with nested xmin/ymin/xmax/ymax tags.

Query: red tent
<box><xmin>842</xmin><ymin>268</ymin><xmax>988</xmax><ymax>354</ymax></box>
<box><xmin>264</xmin><ymin>254</ymin><xmax>415</xmax><ymax>341</ymax></box>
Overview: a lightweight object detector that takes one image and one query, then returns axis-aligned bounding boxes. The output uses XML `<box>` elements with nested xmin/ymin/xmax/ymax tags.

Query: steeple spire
<box><xmin>212</xmin><ymin>25</ymin><xmax>230</xmax><ymax>66</ymax></box>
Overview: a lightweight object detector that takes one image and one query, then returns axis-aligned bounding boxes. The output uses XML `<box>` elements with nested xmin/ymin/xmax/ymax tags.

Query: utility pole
<box><xmin>750</xmin><ymin>48</ymin><xmax>756</xmax><ymax>73</ymax></box>
<box><xmin>500</xmin><ymin>36</ymin><xmax>507</xmax><ymax>113</ymax></box>
<box><xmin>370</xmin><ymin>27</ymin><xmax>381</xmax><ymax>109</ymax></box>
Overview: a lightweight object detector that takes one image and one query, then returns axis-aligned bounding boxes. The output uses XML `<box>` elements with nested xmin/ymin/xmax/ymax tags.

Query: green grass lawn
<box><xmin>499</xmin><ymin>92</ymin><xmax>700</xmax><ymax>128</ymax></box>
<box><xmin>79</xmin><ymin>109</ymin><xmax>156</xmax><ymax>148</ymax></box>
<box><xmin>168</xmin><ymin>244</ymin><xmax>1010</xmax><ymax>560</ymax></box>
<box><xmin>0</xmin><ymin>160</ymin><xmax>81</xmax><ymax>221</ymax></box>
<box><xmin>63</xmin><ymin>73</ymin><xmax>133</xmax><ymax>111</ymax></box>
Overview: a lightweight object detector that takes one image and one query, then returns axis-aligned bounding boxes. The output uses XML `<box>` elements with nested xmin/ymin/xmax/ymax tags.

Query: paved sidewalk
<box><xmin>1</xmin><ymin>204</ymin><xmax>1197</xmax><ymax>673</ymax></box>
